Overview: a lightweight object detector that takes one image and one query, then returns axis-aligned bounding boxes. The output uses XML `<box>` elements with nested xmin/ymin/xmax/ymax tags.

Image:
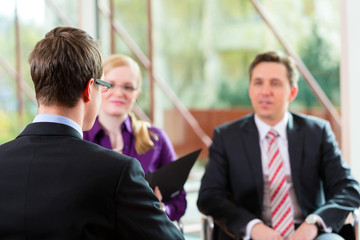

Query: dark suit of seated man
<box><xmin>0</xmin><ymin>27</ymin><xmax>184</xmax><ymax>240</ymax></box>
<box><xmin>197</xmin><ymin>51</ymin><xmax>360</xmax><ymax>240</ymax></box>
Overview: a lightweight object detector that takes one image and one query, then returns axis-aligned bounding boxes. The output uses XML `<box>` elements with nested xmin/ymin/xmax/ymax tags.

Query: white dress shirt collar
<box><xmin>33</xmin><ymin>114</ymin><xmax>83</xmax><ymax>138</ymax></box>
<box><xmin>254</xmin><ymin>112</ymin><xmax>289</xmax><ymax>141</ymax></box>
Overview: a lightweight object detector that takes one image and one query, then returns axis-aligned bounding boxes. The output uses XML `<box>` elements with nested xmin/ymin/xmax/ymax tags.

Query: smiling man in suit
<box><xmin>0</xmin><ymin>26</ymin><xmax>184</xmax><ymax>240</ymax></box>
<box><xmin>197</xmin><ymin>51</ymin><xmax>360</xmax><ymax>240</ymax></box>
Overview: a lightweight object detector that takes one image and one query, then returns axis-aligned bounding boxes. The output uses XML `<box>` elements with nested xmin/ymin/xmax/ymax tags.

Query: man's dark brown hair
<box><xmin>28</xmin><ymin>27</ymin><xmax>103</xmax><ymax>107</ymax></box>
<box><xmin>248</xmin><ymin>51</ymin><xmax>299</xmax><ymax>87</ymax></box>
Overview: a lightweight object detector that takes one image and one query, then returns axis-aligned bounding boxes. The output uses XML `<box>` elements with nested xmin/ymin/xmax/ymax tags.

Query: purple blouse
<box><xmin>83</xmin><ymin>116</ymin><xmax>186</xmax><ymax>221</ymax></box>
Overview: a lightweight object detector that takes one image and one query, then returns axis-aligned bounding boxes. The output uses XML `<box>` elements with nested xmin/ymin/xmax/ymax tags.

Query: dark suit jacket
<box><xmin>197</xmin><ymin>113</ymin><xmax>360</xmax><ymax>240</ymax></box>
<box><xmin>0</xmin><ymin>122</ymin><xmax>184</xmax><ymax>240</ymax></box>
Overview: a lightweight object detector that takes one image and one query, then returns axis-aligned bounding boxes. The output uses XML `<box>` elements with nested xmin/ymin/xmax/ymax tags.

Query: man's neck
<box><xmin>38</xmin><ymin>104</ymin><xmax>84</xmax><ymax>130</ymax></box>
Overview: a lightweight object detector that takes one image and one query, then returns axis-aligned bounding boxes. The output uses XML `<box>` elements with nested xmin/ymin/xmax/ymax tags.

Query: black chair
<box><xmin>201</xmin><ymin>209</ymin><xmax>359</xmax><ymax>240</ymax></box>
<box><xmin>176</xmin><ymin>220</ymin><xmax>184</xmax><ymax>234</ymax></box>
<box><xmin>338</xmin><ymin>209</ymin><xmax>359</xmax><ymax>240</ymax></box>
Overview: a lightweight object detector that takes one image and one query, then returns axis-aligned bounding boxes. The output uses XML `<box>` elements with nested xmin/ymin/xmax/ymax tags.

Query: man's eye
<box><xmin>124</xmin><ymin>86</ymin><xmax>135</xmax><ymax>91</ymax></box>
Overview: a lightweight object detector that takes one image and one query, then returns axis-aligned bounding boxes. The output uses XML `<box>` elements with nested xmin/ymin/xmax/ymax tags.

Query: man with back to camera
<box><xmin>0</xmin><ymin>26</ymin><xmax>184</xmax><ymax>240</ymax></box>
<box><xmin>197</xmin><ymin>51</ymin><xmax>360</xmax><ymax>240</ymax></box>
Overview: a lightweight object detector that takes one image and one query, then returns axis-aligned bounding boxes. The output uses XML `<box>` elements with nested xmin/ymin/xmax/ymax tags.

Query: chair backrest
<box><xmin>338</xmin><ymin>209</ymin><xmax>359</xmax><ymax>240</ymax></box>
<box><xmin>201</xmin><ymin>216</ymin><xmax>214</xmax><ymax>240</ymax></box>
<box><xmin>353</xmin><ymin>209</ymin><xmax>358</xmax><ymax>240</ymax></box>
<box><xmin>175</xmin><ymin>220</ymin><xmax>184</xmax><ymax>234</ymax></box>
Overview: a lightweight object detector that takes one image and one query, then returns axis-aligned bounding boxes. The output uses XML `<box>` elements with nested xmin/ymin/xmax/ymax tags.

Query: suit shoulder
<box><xmin>0</xmin><ymin>138</ymin><xmax>18</xmax><ymax>151</ymax></box>
<box><xmin>290</xmin><ymin>112</ymin><xmax>329</xmax><ymax>130</ymax></box>
<box><xmin>215</xmin><ymin>114</ymin><xmax>253</xmax><ymax>132</ymax></box>
<box><xmin>76</xmin><ymin>139</ymin><xmax>135</xmax><ymax>165</ymax></box>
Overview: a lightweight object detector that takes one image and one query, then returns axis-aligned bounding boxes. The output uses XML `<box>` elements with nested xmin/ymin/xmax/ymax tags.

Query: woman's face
<box><xmin>101</xmin><ymin>65</ymin><xmax>140</xmax><ymax>117</ymax></box>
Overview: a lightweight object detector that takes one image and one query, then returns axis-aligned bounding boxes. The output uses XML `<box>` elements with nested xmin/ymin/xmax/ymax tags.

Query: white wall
<box><xmin>341</xmin><ymin>0</ymin><xmax>360</xmax><ymax>181</ymax></box>
<box><xmin>78</xmin><ymin>0</ymin><xmax>97</xmax><ymax>39</ymax></box>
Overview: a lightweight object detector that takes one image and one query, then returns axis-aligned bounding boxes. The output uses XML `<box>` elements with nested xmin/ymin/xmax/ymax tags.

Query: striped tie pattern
<box><xmin>267</xmin><ymin>129</ymin><xmax>295</xmax><ymax>239</ymax></box>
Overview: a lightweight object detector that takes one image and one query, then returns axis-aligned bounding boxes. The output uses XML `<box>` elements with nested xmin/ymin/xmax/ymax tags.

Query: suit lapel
<box><xmin>242</xmin><ymin>115</ymin><xmax>264</xmax><ymax>210</ymax></box>
<box><xmin>287</xmin><ymin>113</ymin><xmax>304</xmax><ymax>204</ymax></box>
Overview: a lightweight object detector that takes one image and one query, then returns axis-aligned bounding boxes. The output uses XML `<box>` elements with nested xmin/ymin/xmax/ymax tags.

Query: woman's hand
<box><xmin>154</xmin><ymin>186</ymin><xmax>166</xmax><ymax>211</ymax></box>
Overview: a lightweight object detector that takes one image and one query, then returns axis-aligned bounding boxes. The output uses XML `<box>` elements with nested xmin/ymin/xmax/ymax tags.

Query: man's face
<box><xmin>248</xmin><ymin>62</ymin><xmax>298</xmax><ymax>126</ymax></box>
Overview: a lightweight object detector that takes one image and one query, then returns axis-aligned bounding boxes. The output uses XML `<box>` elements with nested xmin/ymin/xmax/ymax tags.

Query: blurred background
<box><xmin>0</xmin><ymin>0</ymin><xmax>356</xmax><ymax>239</ymax></box>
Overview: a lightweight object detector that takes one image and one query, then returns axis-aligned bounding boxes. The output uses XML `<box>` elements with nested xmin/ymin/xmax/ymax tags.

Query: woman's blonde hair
<box><xmin>104</xmin><ymin>54</ymin><xmax>156</xmax><ymax>155</ymax></box>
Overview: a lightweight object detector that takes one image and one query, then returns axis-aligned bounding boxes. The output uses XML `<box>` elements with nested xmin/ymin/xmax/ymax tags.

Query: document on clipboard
<box><xmin>145</xmin><ymin>148</ymin><xmax>202</xmax><ymax>202</ymax></box>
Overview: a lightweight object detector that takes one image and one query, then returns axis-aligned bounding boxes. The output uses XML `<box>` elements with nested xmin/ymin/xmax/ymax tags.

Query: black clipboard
<box><xmin>145</xmin><ymin>148</ymin><xmax>202</xmax><ymax>202</ymax></box>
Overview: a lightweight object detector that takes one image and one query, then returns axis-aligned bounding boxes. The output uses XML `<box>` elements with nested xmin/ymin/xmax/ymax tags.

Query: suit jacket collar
<box><xmin>18</xmin><ymin>122</ymin><xmax>83</xmax><ymax>140</ymax></box>
<box><xmin>241</xmin><ymin>114</ymin><xmax>264</xmax><ymax>211</ymax></box>
<box><xmin>286</xmin><ymin>113</ymin><xmax>304</xmax><ymax>205</ymax></box>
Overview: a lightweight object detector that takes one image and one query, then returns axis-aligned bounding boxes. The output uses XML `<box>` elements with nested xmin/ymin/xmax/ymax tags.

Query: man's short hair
<box><xmin>28</xmin><ymin>27</ymin><xmax>103</xmax><ymax>107</ymax></box>
<box><xmin>248</xmin><ymin>51</ymin><xmax>299</xmax><ymax>87</ymax></box>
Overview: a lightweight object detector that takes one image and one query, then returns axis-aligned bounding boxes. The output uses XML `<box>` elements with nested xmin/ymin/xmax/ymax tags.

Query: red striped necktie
<box><xmin>267</xmin><ymin>129</ymin><xmax>295</xmax><ymax>239</ymax></box>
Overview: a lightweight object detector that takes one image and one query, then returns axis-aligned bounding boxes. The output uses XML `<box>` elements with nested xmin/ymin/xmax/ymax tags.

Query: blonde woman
<box><xmin>84</xmin><ymin>54</ymin><xmax>186</xmax><ymax>221</ymax></box>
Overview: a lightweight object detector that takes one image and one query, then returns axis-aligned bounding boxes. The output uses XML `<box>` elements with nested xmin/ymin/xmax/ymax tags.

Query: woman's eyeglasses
<box><xmin>110</xmin><ymin>84</ymin><xmax>138</xmax><ymax>93</ymax></box>
<box><xmin>94</xmin><ymin>78</ymin><xmax>138</xmax><ymax>94</ymax></box>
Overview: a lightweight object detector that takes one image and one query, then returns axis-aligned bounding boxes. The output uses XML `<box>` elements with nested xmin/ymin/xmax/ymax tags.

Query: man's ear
<box><xmin>289</xmin><ymin>85</ymin><xmax>298</xmax><ymax>102</ymax></box>
<box><xmin>83</xmin><ymin>78</ymin><xmax>94</xmax><ymax>102</ymax></box>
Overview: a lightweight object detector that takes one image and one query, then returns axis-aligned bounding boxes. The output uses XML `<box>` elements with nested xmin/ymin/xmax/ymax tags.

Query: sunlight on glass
<box><xmin>0</xmin><ymin>0</ymin><xmax>45</xmax><ymax>25</ymax></box>
<box><xmin>0</xmin><ymin>1</ymin><xmax>15</xmax><ymax>18</ymax></box>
